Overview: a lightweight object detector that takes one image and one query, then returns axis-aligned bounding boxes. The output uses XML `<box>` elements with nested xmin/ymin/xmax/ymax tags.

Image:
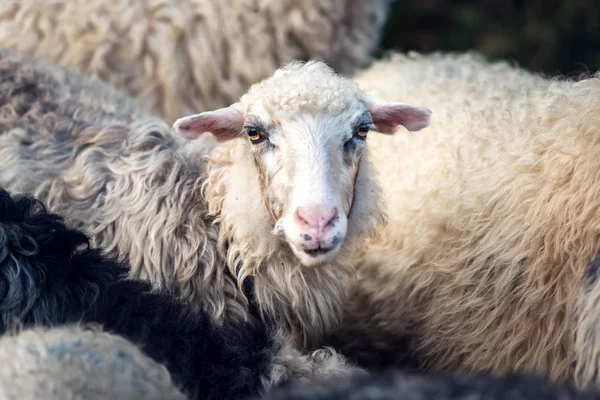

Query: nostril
<box><xmin>324</xmin><ymin>207</ymin><xmax>338</xmax><ymax>229</ymax></box>
<box><xmin>294</xmin><ymin>207</ymin><xmax>312</xmax><ymax>229</ymax></box>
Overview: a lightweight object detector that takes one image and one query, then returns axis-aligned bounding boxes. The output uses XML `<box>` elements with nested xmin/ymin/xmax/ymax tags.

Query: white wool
<box><xmin>244</xmin><ymin>61</ymin><xmax>362</xmax><ymax>115</ymax></box>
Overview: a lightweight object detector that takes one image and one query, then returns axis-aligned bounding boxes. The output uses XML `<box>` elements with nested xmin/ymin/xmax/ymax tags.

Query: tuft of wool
<box><xmin>0</xmin><ymin>0</ymin><xmax>392</xmax><ymax>122</ymax></box>
<box><xmin>244</xmin><ymin>61</ymin><xmax>362</xmax><ymax>115</ymax></box>
<box><xmin>0</xmin><ymin>326</ymin><xmax>187</xmax><ymax>400</ymax></box>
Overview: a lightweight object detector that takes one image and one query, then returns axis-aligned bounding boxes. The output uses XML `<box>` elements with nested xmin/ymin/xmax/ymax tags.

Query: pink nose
<box><xmin>294</xmin><ymin>205</ymin><xmax>338</xmax><ymax>239</ymax></box>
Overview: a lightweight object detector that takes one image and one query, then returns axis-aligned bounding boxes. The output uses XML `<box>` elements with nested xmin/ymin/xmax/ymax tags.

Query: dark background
<box><xmin>379</xmin><ymin>0</ymin><xmax>600</xmax><ymax>77</ymax></box>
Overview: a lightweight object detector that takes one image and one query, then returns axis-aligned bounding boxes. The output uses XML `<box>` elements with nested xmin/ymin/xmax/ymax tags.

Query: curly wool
<box><xmin>0</xmin><ymin>47</ymin><xmax>231</xmax><ymax>320</ymax></box>
<box><xmin>0</xmin><ymin>0</ymin><xmax>391</xmax><ymax>122</ymax></box>
<box><xmin>0</xmin><ymin>326</ymin><xmax>187</xmax><ymax>400</ymax></box>
<box><xmin>326</xmin><ymin>52</ymin><xmax>600</xmax><ymax>385</ymax></box>
<box><xmin>243</xmin><ymin>61</ymin><xmax>362</xmax><ymax>115</ymax></box>
<box><xmin>0</xmin><ymin>186</ymin><xmax>363</xmax><ymax>399</ymax></box>
<box><xmin>256</xmin><ymin>370</ymin><xmax>599</xmax><ymax>400</ymax></box>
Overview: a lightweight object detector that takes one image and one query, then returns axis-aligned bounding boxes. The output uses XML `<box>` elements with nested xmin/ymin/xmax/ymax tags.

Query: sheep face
<box><xmin>174</xmin><ymin>61</ymin><xmax>431</xmax><ymax>267</ymax></box>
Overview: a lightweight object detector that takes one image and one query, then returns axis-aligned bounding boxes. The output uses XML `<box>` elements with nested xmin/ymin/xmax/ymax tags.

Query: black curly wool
<box><xmin>0</xmin><ymin>188</ymin><xmax>277</xmax><ymax>400</ymax></box>
<box><xmin>257</xmin><ymin>369</ymin><xmax>600</xmax><ymax>400</ymax></box>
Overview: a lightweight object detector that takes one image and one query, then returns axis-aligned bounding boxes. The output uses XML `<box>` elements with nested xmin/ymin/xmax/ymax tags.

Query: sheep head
<box><xmin>174</xmin><ymin>61</ymin><xmax>431</xmax><ymax>268</ymax></box>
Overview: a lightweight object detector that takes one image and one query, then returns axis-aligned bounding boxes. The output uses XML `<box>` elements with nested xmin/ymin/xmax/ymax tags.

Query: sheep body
<box><xmin>0</xmin><ymin>186</ymin><xmax>361</xmax><ymax>399</ymax></box>
<box><xmin>330</xmin><ymin>52</ymin><xmax>600</xmax><ymax>384</ymax></box>
<box><xmin>256</xmin><ymin>370</ymin><xmax>600</xmax><ymax>400</ymax></box>
<box><xmin>0</xmin><ymin>0</ymin><xmax>391</xmax><ymax>122</ymax></box>
<box><xmin>0</xmin><ymin>326</ymin><xmax>187</xmax><ymax>400</ymax></box>
<box><xmin>0</xmin><ymin>46</ymin><xmax>230</xmax><ymax>319</ymax></box>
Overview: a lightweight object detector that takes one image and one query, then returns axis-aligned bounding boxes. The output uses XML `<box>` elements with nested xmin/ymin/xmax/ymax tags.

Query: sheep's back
<box><xmin>346</xmin><ymin>52</ymin><xmax>600</xmax><ymax>382</ymax></box>
<box><xmin>0</xmin><ymin>48</ymin><xmax>228</xmax><ymax>320</ymax></box>
<box><xmin>0</xmin><ymin>0</ymin><xmax>391</xmax><ymax>122</ymax></box>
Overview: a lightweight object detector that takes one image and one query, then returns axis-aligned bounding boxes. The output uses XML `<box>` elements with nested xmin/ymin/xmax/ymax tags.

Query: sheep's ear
<box><xmin>173</xmin><ymin>103</ymin><xmax>245</xmax><ymax>142</ymax></box>
<box><xmin>365</xmin><ymin>96</ymin><xmax>431</xmax><ymax>134</ymax></box>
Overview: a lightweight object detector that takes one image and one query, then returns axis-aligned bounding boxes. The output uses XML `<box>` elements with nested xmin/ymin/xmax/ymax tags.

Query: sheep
<box><xmin>0</xmin><ymin>0</ymin><xmax>392</xmax><ymax>122</ymax></box>
<box><xmin>0</xmin><ymin>325</ymin><xmax>188</xmax><ymax>400</ymax></box>
<box><xmin>320</xmin><ymin>51</ymin><xmax>600</xmax><ymax>386</ymax></box>
<box><xmin>575</xmin><ymin>248</ymin><xmax>600</xmax><ymax>389</ymax></box>
<box><xmin>0</xmin><ymin>186</ymin><xmax>363</xmax><ymax>399</ymax></box>
<box><xmin>0</xmin><ymin>48</ymin><xmax>432</xmax><ymax>347</ymax></box>
<box><xmin>255</xmin><ymin>370</ymin><xmax>600</xmax><ymax>400</ymax></box>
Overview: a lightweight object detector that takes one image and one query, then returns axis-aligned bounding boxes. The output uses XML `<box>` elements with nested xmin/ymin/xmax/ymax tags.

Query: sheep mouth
<box><xmin>303</xmin><ymin>246</ymin><xmax>335</xmax><ymax>257</ymax></box>
<box><xmin>290</xmin><ymin>242</ymin><xmax>342</xmax><ymax>266</ymax></box>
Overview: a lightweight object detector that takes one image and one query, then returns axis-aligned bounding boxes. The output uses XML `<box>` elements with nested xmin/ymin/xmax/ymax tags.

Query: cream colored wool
<box><xmin>334</xmin><ymin>52</ymin><xmax>600</xmax><ymax>386</ymax></box>
<box><xmin>0</xmin><ymin>0</ymin><xmax>391</xmax><ymax>122</ymax></box>
<box><xmin>0</xmin><ymin>326</ymin><xmax>187</xmax><ymax>400</ymax></box>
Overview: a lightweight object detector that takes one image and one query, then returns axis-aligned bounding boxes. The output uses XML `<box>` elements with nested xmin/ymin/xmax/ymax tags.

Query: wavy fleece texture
<box><xmin>325</xmin><ymin>52</ymin><xmax>600</xmax><ymax>387</ymax></box>
<box><xmin>0</xmin><ymin>0</ymin><xmax>391</xmax><ymax>122</ymax></box>
<box><xmin>0</xmin><ymin>47</ymin><xmax>235</xmax><ymax>321</ymax></box>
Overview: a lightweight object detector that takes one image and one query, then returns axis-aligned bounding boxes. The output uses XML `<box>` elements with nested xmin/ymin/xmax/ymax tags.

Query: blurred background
<box><xmin>379</xmin><ymin>0</ymin><xmax>600</xmax><ymax>78</ymax></box>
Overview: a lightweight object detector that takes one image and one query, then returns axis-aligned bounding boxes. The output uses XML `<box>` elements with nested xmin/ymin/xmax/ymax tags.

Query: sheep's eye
<box><xmin>356</xmin><ymin>125</ymin><xmax>370</xmax><ymax>138</ymax></box>
<box><xmin>245</xmin><ymin>127</ymin><xmax>263</xmax><ymax>143</ymax></box>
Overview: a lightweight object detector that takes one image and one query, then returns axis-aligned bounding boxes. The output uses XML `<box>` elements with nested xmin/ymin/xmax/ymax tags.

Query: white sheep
<box><xmin>326</xmin><ymin>51</ymin><xmax>600</xmax><ymax>388</ymax></box>
<box><xmin>0</xmin><ymin>0</ymin><xmax>391</xmax><ymax>122</ymax></box>
<box><xmin>0</xmin><ymin>48</ymin><xmax>431</xmax><ymax>348</ymax></box>
<box><xmin>0</xmin><ymin>325</ymin><xmax>187</xmax><ymax>400</ymax></box>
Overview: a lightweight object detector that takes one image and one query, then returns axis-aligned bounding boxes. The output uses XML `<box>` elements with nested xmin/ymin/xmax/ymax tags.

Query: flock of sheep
<box><xmin>0</xmin><ymin>0</ymin><xmax>599</xmax><ymax>399</ymax></box>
